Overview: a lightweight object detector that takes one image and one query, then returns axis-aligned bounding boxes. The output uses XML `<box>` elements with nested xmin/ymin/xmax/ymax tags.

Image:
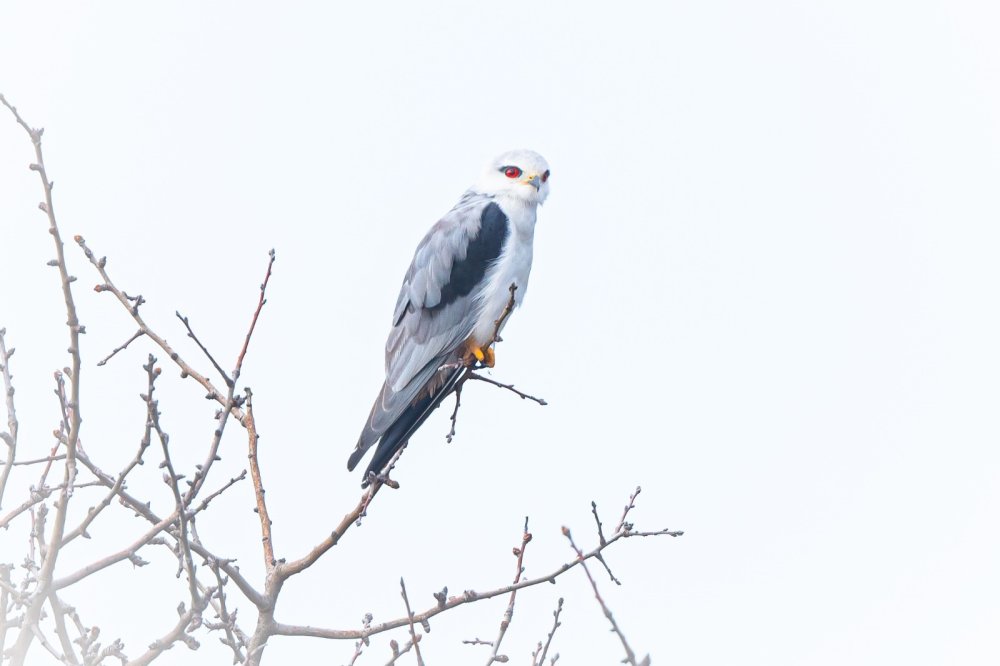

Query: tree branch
<box><xmin>0</xmin><ymin>328</ymin><xmax>19</xmax><ymax>511</ymax></box>
<box><xmin>75</xmin><ymin>235</ymin><xmax>247</xmax><ymax>426</ymax></box>
<box><xmin>245</xmin><ymin>388</ymin><xmax>274</xmax><ymax>569</ymax></box>
<box><xmin>2</xmin><ymin>93</ymin><xmax>85</xmax><ymax>666</ymax></box>
<box><xmin>271</xmin><ymin>503</ymin><xmax>681</xmax><ymax>642</ymax></box>
<box><xmin>484</xmin><ymin>517</ymin><xmax>532</xmax><ymax>665</ymax></box>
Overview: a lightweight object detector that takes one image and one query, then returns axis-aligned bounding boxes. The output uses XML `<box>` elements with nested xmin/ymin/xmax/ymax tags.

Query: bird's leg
<box><xmin>462</xmin><ymin>339</ymin><xmax>496</xmax><ymax>368</ymax></box>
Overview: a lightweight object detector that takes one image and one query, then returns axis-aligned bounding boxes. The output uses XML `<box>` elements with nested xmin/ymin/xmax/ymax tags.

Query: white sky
<box><xmin>1</xmin><ymin>2</ymin><xmax>998</xmax><ymax>664</ymax></box>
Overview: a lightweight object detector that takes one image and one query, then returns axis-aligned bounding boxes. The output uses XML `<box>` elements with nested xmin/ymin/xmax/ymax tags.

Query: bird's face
<box><xmin>473</xmin><ymin>149</ymin><xmax>551</xmax><ymax>205</ymax></box>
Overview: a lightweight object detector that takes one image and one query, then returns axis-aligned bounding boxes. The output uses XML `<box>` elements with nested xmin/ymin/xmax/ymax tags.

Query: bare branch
<box><xmin>3</xmin><ymin>453</ymin><xmax>66</xmax><ymax>467</ymax></box>
<box><xmin>0</xmin><ymin>485</ymin><xmax>55</xmax><ymax>531</ymax></box>
<box><xmin>591</xmin><ymin>501</ymin><xmax>607</xmax><ymax>546</ymax></box>
<box><xmin>399</xmin><ymin>578</ymin><xmax>424</xmax><ymax>666</ymax></box>
<box><xmin>563</xmin><ymin>526</ymin><xmax>646</xmax><ymax>666</ymax></box>
<box><xmin>47</xmin><ymin>592</ymin><xmax>81</xmax><ymax>666</ymax></box>
<box><xmin>445</xmin><ymin>379</ymin><xmax>465</xmax><ymax>443</ymax></box>
<box><xmin>530</xmin><ymin>597</ymin><xmax>563</xmax><ymax>666</ymax></box>
<box><xmin>0</xmin><ymin>328</ymin><xmax>19</xmax><ymax>511</ymax></box>
<box><xmin>175</xmin><ymin>311</ymin><xmax>233</xmax><ymax>387</ymax></box>
<box><xmin>466</xmin><ymin>373</ymin><xmax>548</xmax><ymax>405</ymax></box>
<box><xmin>75</xmin><ymin>235</ymin><xmax>247</xmax><ymax>425</ymax></box>
<box><xmin>616</xmin><ymin>486</ymin><xmax>642</xmax><ymax>533</ymax></box>
<box><xmin>202</xmin><ymin>561</ymin><xmax>247</xmax><ymax>664</ymax></box>
<box><xmin>126</xmin><ymin>596</ymin><xmax>208</xmax><ymax>666</ymax></box>
<box><xmin>484</xmin><ymin>517</ymin><xmax>532</xmax><ymax>665</ymax></box>
<box><xmin>148</xmin><ymin>354</ymin><xmax>201</xmax><ymax>608</ymax></box>
<box><xmin>2</xmin><ymin>93</ymin><xmax>85</xmax><ymax>666</ymax></box>
<box><xmin>245</xmin><ymin>388</ymin><xmax>274</xmax><ymax>569</ymax></box>
<box><xmin>277</xmin><ymin>481</ymin><xmax>383</xmax><ymax>580</ymax></box>
<box><xmin>272</xmin><ymin>509</ymin><xmax>682</xmax><ymax>642</ymax></box>
<box><xmin>383</xmin><ymin>634</ymin><xmax>422</xmax><ymax>665</ymax></box>
<box><xmin>60</xmin><ymin>387</ymin><xmax>154</xmax><ymax>546</ymax></box>
<box><xmin>490</xmin><ymin>283</ymin><xmax>518</xmax><ymax>346</ymax></box>
<box><xmin>72</xmin><ymin>447</ymin><xmax>264</xmax><ymax>608</ymax></box>
<box><xmin>232</xmin><ymin>249</ymin><xmax>275</xmax><ymax>384</ymax></box>
<box><xmin>96</xmin><ymin>329</ymin><xmax>145</xmax><ymax>367</ymax></box>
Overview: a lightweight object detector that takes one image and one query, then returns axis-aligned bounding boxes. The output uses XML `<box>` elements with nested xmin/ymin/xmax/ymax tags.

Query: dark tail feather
<box><xmin>360</xmin><ymin>368</ymin><xmax>464</xmax><ymax>485</ymax></box>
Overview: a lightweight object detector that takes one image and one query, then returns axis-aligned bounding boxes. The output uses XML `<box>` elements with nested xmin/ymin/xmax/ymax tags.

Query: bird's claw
<box><xmin>364</xmin><ymin>470</ymin><xmax>400</xmax><ymax>490</ymax></box>
<box><xmin>465</xmin><ymin>344</ymin><xmax>495</xmax><ymax>369</ymax></box>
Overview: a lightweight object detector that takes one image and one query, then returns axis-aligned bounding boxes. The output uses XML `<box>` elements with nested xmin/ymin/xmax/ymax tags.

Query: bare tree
<box><xmin>0</xmin><ymin>95</ymin><xmax>682</xmax><ymax>665</ymax></box>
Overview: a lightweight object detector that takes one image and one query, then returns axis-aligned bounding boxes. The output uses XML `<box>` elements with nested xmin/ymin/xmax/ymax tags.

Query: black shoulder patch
<box><xmin>431</xmin><ymin>202</ymin><xmax>509</xmax><ymax>310</ymax></box>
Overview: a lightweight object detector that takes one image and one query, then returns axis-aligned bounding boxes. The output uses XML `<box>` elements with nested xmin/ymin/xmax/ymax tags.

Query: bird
<box><xmin>347</xmin><ymin>149</ymin><xmax>551</xmax><ymax>484</ymax></box>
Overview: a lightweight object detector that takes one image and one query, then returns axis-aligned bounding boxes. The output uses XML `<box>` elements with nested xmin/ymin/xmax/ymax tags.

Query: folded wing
<box><xmin>348</xmin><ymin>194</ymin><xmax>510</xmax><ymax>477</ymax></box>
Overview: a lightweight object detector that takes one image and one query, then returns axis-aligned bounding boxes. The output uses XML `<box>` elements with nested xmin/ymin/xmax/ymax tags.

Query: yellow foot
<box><xmin>464</xmin><ymin>340</ymin><xmax>496</xmax><ymax>368</ymax></box>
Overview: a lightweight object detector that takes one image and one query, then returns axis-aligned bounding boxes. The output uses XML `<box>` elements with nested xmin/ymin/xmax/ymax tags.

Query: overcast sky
<box><xmin>1</xmin><ymin>2</ymin><xmax>998</xmax><ymax>664</ymax></box>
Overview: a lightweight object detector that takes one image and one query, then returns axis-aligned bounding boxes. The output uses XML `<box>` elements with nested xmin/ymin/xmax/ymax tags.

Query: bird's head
<box><xmin>472</xmin><ymin>149</ymin><xmax>551</xmax><ymax>205</ymax></box>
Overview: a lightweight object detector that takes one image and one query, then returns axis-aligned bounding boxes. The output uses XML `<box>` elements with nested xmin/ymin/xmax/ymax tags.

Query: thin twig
<box><xmin>60</xmin><ymin>386</ymin><xmax>154</xmax><ymax>546</ymax></box>
<box><xmin>0</xmin><ymin>486</ymin><xmax>55</xmax><ymax>531</ymax></box>
<box><xmin>445</xmin><ymin>377</ymin><xmax>465</xmax><ymax>443</ymax></box>
<box><xmin>399</xmin><ymin>578</ymin><xmax>424</xmax><ymax>666</ymax></box>
<box><xmin>176</xmin><ymin>311</ymin><xmax>233</xmax><ymax>387</ymax></box>
<box><xmin>591</xmin><ymin>501</ymin><xmax>607</xmax><ymax>546</ymax></box>
<box><xmin>616</xmin><ymin>486</ymin><xmax>642</xmax><ymax>532</ymax></box>
<box><xmin>384</xmin><ymin>634</ymin><xmax>422</xmax><ymax>665</ymax></box>
<box><xmin>2</xmin><ymin>454</ymin><xmax>66</xmax><ymax>467</ymax></box>
<box><xmin>531</xmin><ymin>597</ymin><xmax>563</xmax><ymax>666</ymax></box>
<box><xmin>563</xmin><ymin>526</ymin><xmax>646</xmax><ymax>666</ymax></box>
<box><xmin>203</xmin><ymin>561</ymin><xmax>247</xmax><ymax>664</ymax></box>
<box><xmin>148</xmin><ymin>354</ymin><xmax>201</xmax><ymax>607</ymax></box>
<box><xmin>72</xmin><ymin>447</ymin><xmax>263</xmax><ymax>608</ymax></box>
<box><xmin>271</xmin><ymin>503</ymin><xmax>682</xmax><ymax>641</ymax></box>
<box><xmin>96</xmin><ymin>329</ymin><xmax>144</xmax><ymax>366</ymax></box>
<box><xmin>233</xmin><ymin>249</ymin><xmax>275</xmax><ymax>383</ymax></box>
<box><xmin>485</xmin><ymin>517</ymin><xmax>532</xmax><ymax>664</ymax></box>
<box><xmin>75</xmin><ymin>235</ymin><xmax>248</xmax><ymax>425</ymax></box>
<box><xmin>467</xmin><ymin>373</ymin><xmax>548</xmax><ymax>405</ymax></box>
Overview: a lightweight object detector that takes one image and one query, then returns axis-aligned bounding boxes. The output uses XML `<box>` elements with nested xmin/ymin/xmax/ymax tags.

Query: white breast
<box><xmin>471</xmin><ymin>198</ymin><xmax>537</xmax><ymax>346</ymax></box>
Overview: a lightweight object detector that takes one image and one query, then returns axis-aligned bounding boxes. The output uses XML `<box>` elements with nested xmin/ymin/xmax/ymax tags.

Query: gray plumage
<box><xmin>349</xmin><ymin>193</ymin><xmax>507</xmax><ymax>476</ymax></box>
<box><xmin>348</xmin><ymin>148</ymin><xmax>551</xmax><ymax>483</ymax></box>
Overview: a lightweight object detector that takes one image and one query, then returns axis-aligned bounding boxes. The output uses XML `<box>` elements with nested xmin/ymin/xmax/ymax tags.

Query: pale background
<box><xmin>1</xmin><ymin>2</ymin><xmax>998</xmax><ymax>664</ymax></box>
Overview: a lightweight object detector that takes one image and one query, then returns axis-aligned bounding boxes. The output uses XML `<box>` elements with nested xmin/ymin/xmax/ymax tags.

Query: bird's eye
<box><xmin>503</xmin><ymin>166</ymin><xmax>522</xmax><ymax>179</ymax></box>
<box><xmin>541</xmin><ymin>170</ymin><xmax>550</xmax><ymax>183</ymax></box>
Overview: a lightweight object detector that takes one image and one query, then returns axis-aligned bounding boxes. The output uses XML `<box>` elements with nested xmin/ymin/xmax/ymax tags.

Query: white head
<box><xmin>471</xmin><ymin>149</ymin><xmax>551</xmax><ymax>205</ymax></box>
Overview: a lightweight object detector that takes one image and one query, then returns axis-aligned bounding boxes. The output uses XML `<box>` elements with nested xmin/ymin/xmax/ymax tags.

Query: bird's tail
<box><xmin>358</xmin><ymin>367</ymin><xmax>465</xmax><ymax>486</ymax></box>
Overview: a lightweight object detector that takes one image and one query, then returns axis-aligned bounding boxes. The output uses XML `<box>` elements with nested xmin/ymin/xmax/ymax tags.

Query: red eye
<box><xmin>503</xmin><ymin>166</ymin><xmax>522</xmax><ymax>179</ymax></box>
<box><xmin>541</xmin><ymin>170</ymin><xmax>550</xmax><ymax>183</ymax></box>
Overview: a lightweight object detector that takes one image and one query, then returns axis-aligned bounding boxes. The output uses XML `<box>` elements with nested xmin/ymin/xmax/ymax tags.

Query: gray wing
<box><xmin>348</xmin><ymin>193</ymin><xmax>510</xmax><ymax>471</ymax></box>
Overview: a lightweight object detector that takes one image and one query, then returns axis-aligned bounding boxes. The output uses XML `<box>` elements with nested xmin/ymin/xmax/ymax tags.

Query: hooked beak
<box><xmin>525</xmin><ymin>173</ymin><xmax>542</xmax><ymax>191</ymax></box>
